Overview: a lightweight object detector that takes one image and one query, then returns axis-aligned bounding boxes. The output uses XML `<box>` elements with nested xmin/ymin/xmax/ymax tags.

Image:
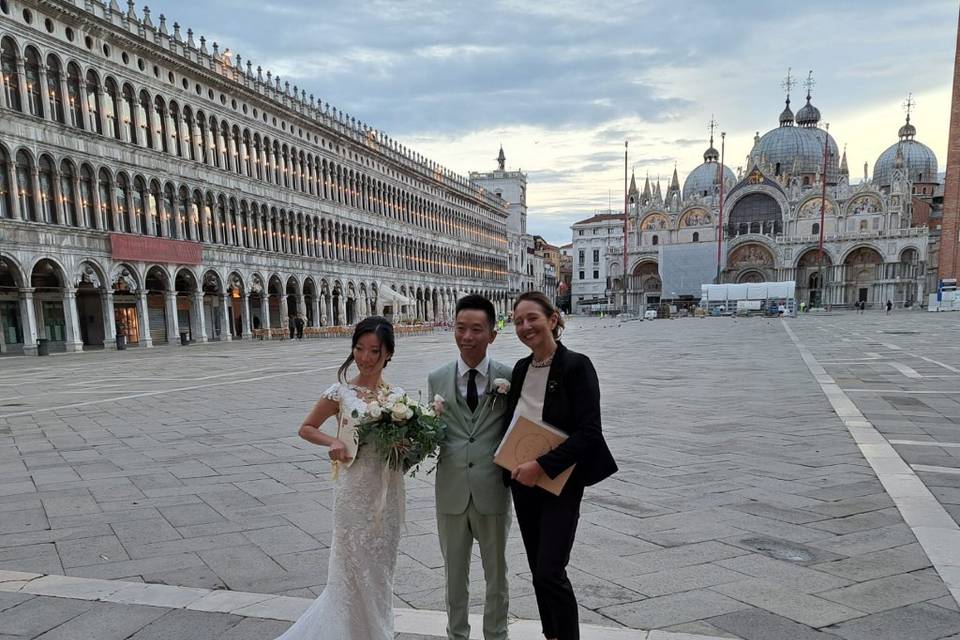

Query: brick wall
<box><xmin>938</xmin><ymin>10</ymin><xmax>960</xmax><ymax>280</ymax></box>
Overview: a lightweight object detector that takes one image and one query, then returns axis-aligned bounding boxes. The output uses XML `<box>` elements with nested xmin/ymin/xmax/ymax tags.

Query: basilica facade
<box><xmin>595</xmin><ymin>85</ymin><xmax>938</xmax><ymax>314</ymax></box>
<box><xmin>0</xmin><ymin>0</ymin><xmax>511</xmax><ymax>355</ymax></box>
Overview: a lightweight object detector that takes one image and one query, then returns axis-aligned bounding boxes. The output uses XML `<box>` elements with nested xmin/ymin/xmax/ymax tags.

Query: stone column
<box><xmin>19</xmin><ymin>288</ymin><xmax>39</xmax><ymax>356</ymax></box>
<box><xmin>100</xmin><ymin>289</ymin><xmax>117</xmax><ymax>350</ymax></box>
<box><xmin>261</xmin><ymin>295</ymin><xmax>271</xmax><ymax>334</ymax></box>
<box><xmin>220</xmin><ymin>293</ymin><xmax>233</xmax><ymax>341</ymax></box>
<box><xmin>15</xmin><ymin>60</ymin><xmax>28</xmax><ymax>116</ymax></box>
<box><xmin>136</xmin><ymin>290</ymin><xmax>153</xmax><ymax>348</ymax></box>
<box><xmin>312</xmin><ymin>295</ymin><xmax>321</xmax><ymax>327</ymax></box>
<box><xmin>93</xmin><ymin>173</ymin><xmax>107</xmax><ymax>231</ymax></box>
<box><xmin>338</xmin><ymin>295</ymin><xmax>348</xmax><ymax>327</ymax></box>
<box><xmin>62</xmin><ymin>288</ymin><xmax>84</xmax><ymax>352</ymax></box>
<box><xmin>96</xmin><ymin>87</ymin><xmax>108</xmax><ymax>135</ymax></box>
<box><xmin>37</xmin><ymin>64</ymin><xmax>51</xmax><ymax>121</ymax></box>
<box><xmin>30</xmin><ymin>168</ymin><xmax>42</xmax><ymax>222</ymax></box>
<box><xmin>241</xmin><ymin>293</ymin><xmax>252</xmax><ymax>339</ymax></box>
<box><xmin>279</xmin><ymin>295</ymin><xmax>289</xmax><ymax>337</ymax></box>
<box><xmin>165</xmin><ymin>291</ymin><xmax>180</xmax><ymax>344</ymax></box>
<box><xmin>192</xmin><ymin>291</ymin><xmax>208</xmax><ymax>343</ymax></box>
<box><xmin>7</xmin><ymin>159</ymin><xmax>21</xmax><ymax>220</ymax></box>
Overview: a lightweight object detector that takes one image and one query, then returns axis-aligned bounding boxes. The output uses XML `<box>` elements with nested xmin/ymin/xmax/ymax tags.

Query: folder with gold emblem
<box><xmin>494</xmin><ymin>415</ymin><xmax>575</xmax><ymax>496</ymax></box>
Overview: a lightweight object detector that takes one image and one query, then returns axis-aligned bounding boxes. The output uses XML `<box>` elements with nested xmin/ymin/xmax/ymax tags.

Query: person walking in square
<box><xmin>506</xmin><ymin>291</ymin><xmax>618</xmax><ymax>640</ymax></box>
<box><xmin>427</xmin><ymin>294</ymin><xmax>513</xmax><ymax>640</ymax></box>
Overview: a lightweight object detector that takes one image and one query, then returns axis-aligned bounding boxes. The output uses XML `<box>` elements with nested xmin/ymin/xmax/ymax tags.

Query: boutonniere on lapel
<box><xmin>546</xmin><ymin>380</ymin><xmax>560</xmax><ymax>394</ymax></box>
<box><xmin>487</xmin><ymin>378</ymin><xmax>511</xmax><ymax>408</ymax></box>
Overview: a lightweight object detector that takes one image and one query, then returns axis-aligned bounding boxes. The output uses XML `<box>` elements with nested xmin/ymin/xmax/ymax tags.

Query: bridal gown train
<box><xmin>276</xmin><ymin>383</ymin><xmax>405</xmax><ymax>640</ymax></box>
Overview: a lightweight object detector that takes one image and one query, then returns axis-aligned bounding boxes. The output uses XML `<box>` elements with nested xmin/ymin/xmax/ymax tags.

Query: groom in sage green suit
<box><xmin>428</xmin><ymin>294</ymin><xmax>513</xmax><ymax>640</ymax></box>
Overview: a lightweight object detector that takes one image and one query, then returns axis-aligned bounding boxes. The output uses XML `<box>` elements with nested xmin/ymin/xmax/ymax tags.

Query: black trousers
<box><xmin>511</xmin><ymin>480</ymin><xmax>585</xmax><ymax>640</ymax></box>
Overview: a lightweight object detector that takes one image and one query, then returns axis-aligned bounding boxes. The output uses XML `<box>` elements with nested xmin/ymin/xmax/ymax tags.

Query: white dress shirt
<box><xmin>456</xmin><ymin>354</ymin><xmax>490</xmax><ymax>402</ymax></box>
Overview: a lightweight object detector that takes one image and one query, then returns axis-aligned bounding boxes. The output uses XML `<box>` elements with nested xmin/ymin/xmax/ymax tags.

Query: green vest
<box><xmin>428</xmin><ymin>359</ymin><xmax>513</xmax><ymax>515</ymax></box>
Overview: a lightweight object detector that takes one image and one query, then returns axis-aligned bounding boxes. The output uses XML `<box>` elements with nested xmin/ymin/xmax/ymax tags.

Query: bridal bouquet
<box><xmin>353</xmin><ymin>389</ymin><xmax>446</xmax><ymax>476</ymax></box>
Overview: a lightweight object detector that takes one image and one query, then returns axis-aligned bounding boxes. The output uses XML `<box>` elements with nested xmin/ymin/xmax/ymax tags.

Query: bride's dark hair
<box><xmin>337</xmin><ymin>316</ymin><xmax>395</xmax><ymax>382</ymax></box>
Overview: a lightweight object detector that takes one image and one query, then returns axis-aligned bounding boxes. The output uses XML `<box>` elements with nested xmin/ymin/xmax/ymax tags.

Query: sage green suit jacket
<box><xmin>428</xmin><ymin>360</ymin><xmax>513</xmax><ymax>516</ymax></box>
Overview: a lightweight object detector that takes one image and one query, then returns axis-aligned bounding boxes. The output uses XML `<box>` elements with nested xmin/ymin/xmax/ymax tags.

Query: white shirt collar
<box><xmin>457</xmin><ymin>354</ymin><xmax>490</xmax><ymax>378</ymax></box>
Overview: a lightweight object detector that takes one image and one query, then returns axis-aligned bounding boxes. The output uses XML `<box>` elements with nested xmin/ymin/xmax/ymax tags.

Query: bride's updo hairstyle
<box><xmin>338</xmin><ymin>316</ymin><xmax>395</xmax><ymax>382</ymax></box>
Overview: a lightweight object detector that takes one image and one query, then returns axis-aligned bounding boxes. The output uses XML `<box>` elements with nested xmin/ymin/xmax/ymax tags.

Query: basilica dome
<box><xmin>752</xmin><ymin>97</ymin><xmax>839</xmax><ymax>183</ymax></box>
<box><xmin>683</xmin><ymin>151</ymin><xmax>736</xmax><ymax>200</ymax></box>
<box><xmin>873</xmin><ymin>116</ymin><xmax>938</xmax><ymax>187</ymax></box>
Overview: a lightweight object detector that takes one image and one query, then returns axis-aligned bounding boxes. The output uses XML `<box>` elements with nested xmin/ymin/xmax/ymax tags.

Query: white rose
<box><xmin>367</xmin><ymin>401</ymin><xmax>382</xmax><ymax>419</ymax></box>
<box><xmin>432</xmin><ymin>394</ymin><xmax>446</xmax><ymax>415</ymax></box>
<box><xmin>493</xmin><ymin>378</ymin><xmax>511</xmax><ymax>394</ymax></box>
<box><xmin>391</xmin><ymin>402</ymin><xmax>409</xmax><ymax>422</ymax></box>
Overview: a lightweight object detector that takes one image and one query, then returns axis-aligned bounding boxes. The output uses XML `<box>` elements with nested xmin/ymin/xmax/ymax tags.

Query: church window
<box><xmin>37</xmin><ymin>155</ymin><xmax>55</xmax><ymax>223</ymax></box>
<box><xmin>652</xmin><ymin>235</ymin><xmax>659</xmax><ymax>245</ymax></box>
<box><xmin>59</xmin><ymin>160</ymin><xmax>77</xmax><ymax>226</ymax></box>
<box><xmin>1</xmin><ymin>37</ymin><xmax>22</xmax><ymax>111</ymax></box>
<box><xmin>24</xmin><ymin>47</ymin><xmax>43</xmax><ymax>117</ymax></box>
<box><xmin>692</xmin><ymin>232</ymin><xmax>699</xmax><ymax>242</ymax></box>
<box><xmin>16</xmin><ymin>151</ymin><xmax>35</xmax><ymax>220</ymax></box>
<box><xmin>45</xmin><ymin>55</ymin><xmax>65</xmax><ymax>124</ymax></box>
<box><xmin>803</xmin><ymin>176</ymin><xmax>810</xmax><ymax>186</ymax></box>
<box><xmin>114</xmin><ymin>173</ymin><xmax>130</xmax><ymax>233</ymax></box>
<box><xmin>812</xmin><ymin>222</ymin><xmax>820</xmax><ymax>236</ymax></box>
<box><xmin>775</xmin><ymin>162</ymin><xmax>781</xmax><ymax>176</ymax></box>
<box><xmin>97</xmin><ymin>169</ymin><xmax>114</xmax><ymax>230</ymax></box>
<box><xmin>66</xmin><ymin>63</ymin><xmax>83</xmax><ymax>129</ymax></box>
<box><xmin>0</xmin><ymin>146</ymin><xmax>10</xmax><ymax>218</ymax></box>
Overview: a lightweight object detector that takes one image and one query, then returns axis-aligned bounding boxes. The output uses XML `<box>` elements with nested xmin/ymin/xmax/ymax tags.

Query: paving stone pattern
<box><xmin>1</xmin><ymin>313</ymin><xmax>959</xmax><ymax>638</ymax></box>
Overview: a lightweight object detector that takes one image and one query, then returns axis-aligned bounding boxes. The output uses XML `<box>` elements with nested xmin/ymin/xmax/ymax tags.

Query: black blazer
<box><xmin>504</xmin><ymin>342</ymin><xmax>618</xmax><ymax>487</ymax></box>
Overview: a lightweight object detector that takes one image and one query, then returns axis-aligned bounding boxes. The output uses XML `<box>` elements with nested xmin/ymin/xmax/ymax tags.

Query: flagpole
<box><xmin>715</xmin><ymin>132</ymin><xmax>726</xmax><ymax>283</ymax></box>
<box><xmin>816</xmin><ymin>123</ymin><xmax>830</xmax><ymax>308</ymax></box>
<box><xmin>622</xmin><ymin>140</ymin><xmax>629</xmax><ymax>313</ymax></box>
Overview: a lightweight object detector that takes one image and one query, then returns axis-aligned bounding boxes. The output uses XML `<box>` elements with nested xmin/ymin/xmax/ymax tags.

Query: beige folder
<box><xmin>494</xmin><ymin>415</ymin><xmax>575</xmax><ymax>496</ymax></box>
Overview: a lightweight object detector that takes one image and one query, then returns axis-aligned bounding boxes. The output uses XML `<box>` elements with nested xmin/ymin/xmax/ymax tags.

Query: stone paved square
<box><xmin>2</xmin><ymin>313</ymin><xmax>960</xmax><ymax>638</ymax></box>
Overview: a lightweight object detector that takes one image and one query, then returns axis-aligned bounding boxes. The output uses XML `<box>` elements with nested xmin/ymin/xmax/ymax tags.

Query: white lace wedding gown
<box><xmin>276</xmin><ymin>383</ymin><xmax>405</xmax><ymax>640</ymax></box>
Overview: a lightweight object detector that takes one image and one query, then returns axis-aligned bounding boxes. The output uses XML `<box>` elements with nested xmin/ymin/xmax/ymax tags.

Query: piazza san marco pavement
<box><xmin>1</xmin><ymin>313</ymin><xmax>960</xmax><ymax>639</ymax></box>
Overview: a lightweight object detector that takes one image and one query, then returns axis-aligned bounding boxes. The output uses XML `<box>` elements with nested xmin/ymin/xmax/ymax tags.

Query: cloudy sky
<box><xmin>160</xmin><ymin>0</ymin><xmax>957</xmax><ymax>245</ymax></box>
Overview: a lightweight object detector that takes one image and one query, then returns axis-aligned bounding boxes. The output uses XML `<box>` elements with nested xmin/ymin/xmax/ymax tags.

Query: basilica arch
<box><xmin>727</xmin><ymin>192</ymin><xmax>784</xmax><ymax>236</ymax></box>
<box><xmin>726</xmin><ymin>242</ymin><xmax>776</xmax><ymax>283</ymax></box>
<box><xmin>843</xmin><ymin>246</ymin><xmax>883</xmax><ymax>306</ymax></box>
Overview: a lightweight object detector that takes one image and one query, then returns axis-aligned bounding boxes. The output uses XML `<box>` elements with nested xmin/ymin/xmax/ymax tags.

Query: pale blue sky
<box><xmin>158</xmin><ymin>0</ymin><xmax>957</xmax><ymax>245</ymax></box>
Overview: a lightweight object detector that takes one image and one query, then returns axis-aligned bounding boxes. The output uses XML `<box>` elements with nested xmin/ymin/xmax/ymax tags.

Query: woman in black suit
<box><xmin>506</xmin><ymin>291</ymin><xmax>617</xmax><ymax>640</ymax></box>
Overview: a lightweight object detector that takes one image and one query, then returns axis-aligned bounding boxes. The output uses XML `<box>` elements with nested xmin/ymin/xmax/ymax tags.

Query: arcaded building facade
<box><xmin>0</xmin><ymin>0</ymin><xmax>509</xmax><ymax>354</ymax></box>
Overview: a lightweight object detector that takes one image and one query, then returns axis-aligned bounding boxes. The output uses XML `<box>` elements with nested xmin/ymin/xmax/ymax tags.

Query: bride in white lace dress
<box><xmin>277</xmin><ymin>317</ymin><xmax>404</xmax><ymax>640</ymax></box>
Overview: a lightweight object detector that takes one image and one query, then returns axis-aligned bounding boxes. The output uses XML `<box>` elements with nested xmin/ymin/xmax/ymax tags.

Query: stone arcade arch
<box><xmin>31</xmin><ymin>258</ymin><xmax>82</xmax><ymax>353</ymax></box>
<box><xmin>174</xmin><ymin>268</ymin><xmax>204</xmax><ymax>344</ymax></box>
<box><xmin>74</xmin><ymin>260</ymin><xmax>109</xmax><ymax>348</ymax></box>
<box><xmin>226</xmin><ymin>272</ymin><xmax>249</xmax><ymax>338</ymax></box>
<box><xmin>0</xmin><ymin>255</ymin><xmax>27</xmax><ymax>354</ymax></box>
<box><xmin>111</xmin><ymin>263</ymin><xmax>146</xmax><ymax>348</ymax></box>
<box><xmin>201</xmin><ymin>270</ymin><xmax>229</xmax><ymax>342</ymax></box>
<box><xmin>267</xmin><ymin>275</ymin><xmax>284</xmax><ymax>331</ymax></box>
<box><xmin>144</xmin><ymin>266</ymin><xmax>172</xmax><ymax>344</ymax></box>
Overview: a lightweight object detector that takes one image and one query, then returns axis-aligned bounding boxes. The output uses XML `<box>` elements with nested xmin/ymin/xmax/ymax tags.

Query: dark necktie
<box><xmin>467</xmin><ymin>369</ymin><xmax>479</xmax><ymax>412</ymax></box>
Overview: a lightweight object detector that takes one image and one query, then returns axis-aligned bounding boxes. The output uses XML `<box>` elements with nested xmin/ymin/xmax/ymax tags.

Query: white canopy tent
<box><xmin>701</xmin><ymin>281</ymin><xmax>796</xmax><ymax>315</ymax></box>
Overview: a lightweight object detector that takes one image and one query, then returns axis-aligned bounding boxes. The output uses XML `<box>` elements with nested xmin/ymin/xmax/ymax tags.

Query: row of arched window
<box><xmin>0</xmin><ymin>145</ymin><xmax>509</xmax><ymax>281</ymax></box>
<box><xmin>0</xmin><ymin>34</ymin><xmax>507</xmax><ymax>249</ymax></box>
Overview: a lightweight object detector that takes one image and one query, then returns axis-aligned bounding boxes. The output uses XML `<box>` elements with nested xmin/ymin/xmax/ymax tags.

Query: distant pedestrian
<box><xmin>295</xmin><ymin>314</ymin><xmax>305</xmax><ymax>339</ymax></box>
<box><xmin>886</xmin><ymin>300</ymin><xmax>893</xmax><ymax>315</ymax></box>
